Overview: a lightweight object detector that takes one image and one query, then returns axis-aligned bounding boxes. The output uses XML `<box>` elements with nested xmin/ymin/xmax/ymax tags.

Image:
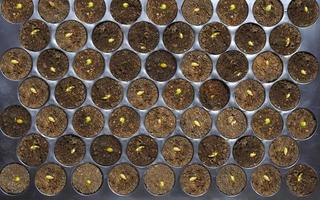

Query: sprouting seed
<box><xmin>193</xmin><ymin>120</ymin><xmax>201</xmax><ymax>127</ymax></box>
<box><xmin>194</xmin><ymin>7</ymin><xmax>200</xmax><ymax>12</ymax></box>
<box><xmin>265</xmin><ymin>60</ymin><xmax>270</xmax><ymax>66</ymax></box>
<box><xmin>48</xmin><ymin>116</ymin><xmax>56</xmax><ymax>123</ymax></box>
<box><xmin>86</xmin><ymin>179</ymin><xmax>92</xmax><ymax>185</ymax></box>
<box><xmin>175</xmin><ymin>88</ymin><xmax>182</xmax><ymax>95</ymax></box>
<box><xmin>248</xmin><ymin>41</ymin><xmax>254</xmax><ymax>47</ymax></box>
<box><xmin>119</xmin><ymin>117</ymin><xmax>125</xmax><ymax>124</ymax></box>
<box><xmin>230</xmin><ymin>175</ymin><xmax>235</xmax><ymax>182</ymax></box>
<box><xmin>246</xmin><ymin>89</ymin><xmax>254</xmax><ymax>96</ymax></box>
<box><xmin>157</xmin><ymin>118</ymin><xmax>162</xmax><ymax>124</ymax></box>
<box><xmin>50</xmin><ymin>67</ymin><xmax>56</xmax><ymax>73</ymax></box>
<box><xmin>140</xmin><ymin>46</ymin><xmax>147</xmax><ymax>50</ymax></box>
<box><xmin>159</xmin><ymin>181</ymin><xmax>165</xmax><ymax>187</ymax></box>
<box><xmin>304</xmin><ymin>6</ymin><xmax>309</xmax><ymax>13</ymax></box>
<box><xmin>102</xmin><ymin>94</ymin><xmax>111</xmax><ymax>100</ymax></box>
<box><xmin>229</xmin><ymin>4</ymin><xmax>236</xmax><ymax>11</ymax></box>
<box><xmin>264</xmin><ymin>118</ymin><xmax>271</xmax><ymax>125</ymax></box>
<box><xmin>10</xmin><ymin>59</ymin><xmax>19</xmax><ymax>64</ymax></box>
<box><xmin>15</xmin><ymin>3</ymin><xmax>23</xmax><ymax>9</ymax></box>
<box><xmin>88</xmin><ymin>2</ymin><xmax>94</xmax><ymax>8</ymax></box>
<box><xmin>160</xmin><ymin>3</ymin><xmax>167</xmax><ymax>10</ymax></box>
<box><xmin>286</xmin><ymin>93</ymin><xmax>291</xmax><ymax>99</ymax></box>
<box><xmin>30</xmin><ymin>87</ymin><xmax>37</xmax><ymax>94</ymax></box>
<box><xmin>228</xmin><ymin>116</ymin><xmax>237</xmax><ymax>126</ymax></box>
<box><xmin>160</xmin><ymin>63</ymin><xmax>167</xmax><ymax>68</ymax></box>
<box><xmin>86</xmin><ymin>58</ymin><xmax>93</xmax><ymax>65</ymax></box>
<box><xmin>105</xmin><ymin>147</ymin><xmax>113</xmax><ymax>153</ymax></box>
<box><xmin>135</xmin><ymin>146</ymin><xmax>145</xmax><ymax>152</ymax></box>
<box><xmin>285</xmin><ymin>37</ymin><xmax>291</xmax><ymax>47</ymax></box>
<box><xmin>297</xmin><ymin>173</ymin><xmax>303</xmax><ymax>182</ymax></box>
<box><xmin>208</xmin><ymin>151</ymin><xmax>218</xmax><ymax>158</ymax></box>
<box><xmin>264</xmin><ymin>4</ymin><xmax>272</xmax><ymax>12</ymax></box>
<box><xmin>136</xmin><ymin>90</ymin><xmax>145</xmax><ymax>96</ymax></box>
<box><xmin>300</xmin><ymin>120</ymin><xmax>307</xmax><ymax>128</ymax></box>
<box><xmin>65</xmin><ymin>33</ymin><xmax>73</xmax><ymax>38</ymax></box>
<box><xmin>263</xmin><ymin>175</ymin><xmax>270</xmax><ymax>182</ymax></box>
<box><xmin>120</xmin><ymin>173</ymin><xmax>127</xmax><ymax>180</ymax></box>
<box><xmin>14</xmin><ymin>176</ymin><xmax>21</xmax><ymax>182</ymax></box>
<box><xmin>173</xmin><ymin>146</ymin><xmax>181</xmax><ymax>152</ymax></box>
<box><xmin>48</xmin><ymin>1</ymin><xmax>55</xmax><ymax>7</ymax></box>
<box><xmin>191</xmin><ymin>62</ymin><xmax>199</xmax><ymax>67</ymax></box>
<box><xmin>85</xmin><ymin>116</ymin><xmax>92</xmax><ymax>123</ymax></box>
<box><xmin>179</xmin><ymin>32</ymin><xmax>184</xmax><ymax>39</ymax></box>
<box><xmin>65</xmin><ymin>85</ymin><xmax>75</xmax><ymax>92</ymax></box>
<box><xmin>283</xmin><ymin>147</ymin><xmax>288</xmax><ymax>155</ymax></box>
<box><xmin>70</xmin><ymin>148</ymin><xmax>76</xmax><ymax>154</ymax></box>
<box><xmin>30</xmin><ymin>144</ymin><xmax>40</xmax><ymax>150</ymax></box>
<box><xmin>16</xmin><ymin>118</ymin><xmax>24</xmax><ymax>124</ymax></box>
<box><xmin>301</xmin><ymin>69</ymin><xmax>307</xmax><ymax>75</ymax></box>
<box><xmin>31</xmin><ymin>29</ymin><xmax>40</xmax><ymax>36</ymax></box>
<box><xmin>108</xmin><ymin>38</ymin><xmax>115</xmax><ymax>43</ymax></box>
<box><xmin>250</xmin><ymin>152</ymin><xmax>256</xmax><ymax>157</ymax></box>
<box><xmin>211</xmin><ymin>32</ymin><xmax>220</xmax><ymax>39</ymax></box>
<box><xmin>45</xmin><ymin>175</ymin><xmax>54</xmax><ymax>180</ymax></box>
<box><xmin>189</xmin><ymin>176</ymin><xmax>197</xmax><ymax>182</ymax></box>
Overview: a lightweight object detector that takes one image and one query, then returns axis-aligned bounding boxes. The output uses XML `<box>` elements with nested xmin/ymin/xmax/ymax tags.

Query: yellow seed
<box><xmin>248</xmin><ymin>41</ymin><xmax>254</xmax><ymax>47</ymax></box>
<box><xmin>102</xmin><ymin>94</ymin><xmax>111</xmax><ymax>100</ymax></box>
<box><xmin>208</xmin><ymin>151</ymin><xmax>218</xmax><ymax>158</ymax></box>
<box><xmin>30</xmin><ymin>144</ymin><xmax>40</xmax><ymax>150</ymax></box>
<box><xmin>229</xmin><ymin>4</ymin><xmax>236</xmax><ymax>11</ymax></box>
<box><xmin>123</xmin><ymin>2</ymin><xmax>129</xmax><ymax>8</ymax></box>
<box><xmin>263</xmin><ymin>175</ymin><xmax>270</xmax><ymax>182</ymax></box>
<box><xmin>108</xmin><ymin>38</ymin><xmax>115</xmax><ymax>43</ymax></box>
<box><xmin>14</xmin><ymin>176</ymin><xmax>21</xmax><ymax>182</ymax></box>
<box><xmin>246</xmin><ymin>89</ymin><xmax>253</xmax><ymax>96</ymax></box>
<box><xmin>229</xmin><ymin>175</ymin><xmax>235</xmax><ymax>182</ymax></box>
<box><xmin>16</xmin><ymin>118</ymin><xmax>24</xmax><ymax>124</ymax></box>
<box><xmin>250</xmin><ymin>152</ymin><xmax>256</xmax><ymax>157</ymax></box>
<box><xmin>65</xmin><ymin>33</ymin><xmax>73</xmax><ymax>38</ymax></box>
<box><xmin>304</xmin><ymin>6</ymin><xmax>309</xmax><ymax>13</ymax></box>
<box><xmin>175</xmin><ymin>88</ymin><xmax>182</xmax><ymax>95</ymax></box>
<box><xmin>301</xmin><ymin>69</ymin><xmax>307</xmax><ymax>75</ymax></box>
<box><xmin>160</xmin><ymin>3</ymin><xmax>167</xmax><ymax>10</ymax></box>
<box><xmin>264</xmin><ymin>118</ymin><xmax>271</xmax><ymax>125</ymax></box>
<box><xmin>120</xmin><ymin>173</ymin><xmax>127</xmax><ymax>180</ymax></box>
<box><xmin>160</xmin><ymin>63</ymin><xmax>167</xmax><ymax>68</ymax></box>
<box><xmin>211</xmin><ymin>32</ymin><xmax>220</xmax><ymax>38</ymax></box>
<box><xmin>193</xmin><ymin>120</ymin><xmax>201</xmax><ymax>127</ymax></box>
<box><xmin>106</xmin><ymin>147</ymin><xmax>113</xmax><ymax>153</ymax></box>
<box><xmin>10</xmin><ymin>59</ymin><xmax>19</xmax><ymax>64</ymax></box>
<box><xmin>45</xmin><ymin>175</ymin><xmax>54</xmax><ymax>180</ymax></box>
<box><xmin>191</xmin><ymin>62</ymin><xmax>199</xmax><ymax>67</ymax></box>
<box><xmin>48</xmin><ymin>116</ymin><xmax>56</xmax><ymax>123</ymax></box>
<box><xmin>50</xmin><ymin>67</ymin><xmax>56</xmax><ymax>73</ymax></box>
<box><xmin>48</xmin><ymin>1</ymin><xmax>55</xmax><ymax>7</ymax></box>
<box><xmin>16</xmin><ymin>3</ymin><xmax>23</xmax><ymax>9</ymax></box>
<box><xmin>194</xmin><ymin>7</ymin><xmax>200</xmax><ymax>12</ymax></box>
<box><xmin>300</xmin><ymin>120</ymin><xmax>307</xmax><ymax>128</ymax></box>
<box><xmin>86</xmin><ymin>179</ymin><xmax>92</xmax><ymax>185</ymax></box>
<box><xmin>140</xmin><ymin>46</ymin><xmax>147</xmax><ymax>50</ymax></box>
<box><xmin>286</xmin><ymin>93</ymin><xmax>291</xmax><ymax>99</ymax></box>
<box><xmin>297</xmin><ymin>173</ymin><xmax>303</xmax><ymax>182</ymax></box>
<box><xmin>119</xmin><ymin>117</ymin><xmax>125</xmax><ymax>124</ymax></box>
<box><xmin>265</xmin><ymin>60</ymin><xmax>270</xmax><ymax>66</ymax></box>
<box><xmin>70</xmin><ymin>148</ymin><xmax>76</xmax><ymax>154</ymax></box>
<box><xmin>236</xmin><ymin>72</ymin><xmax>242</xmax><ymax>77</ymax></box>
<box><xmin>31</xmin><ymin>29</ymin><xmax>40</xmax><ymax>36</ymax></box>
<box><xmin>85</xmin><ymin>116</ymin><xmax>91</xmax><ymax>123</ymax></box>
<box><xmin>157</xmin><ymin>118</ymin><xmax>162</xmax><ymax>124</ymax></box>
<box><xmin>65</xmin><ymin>86</ymin><xmax>75</xmax><ymax>92</ymax></box>
<box><xmin>86</xmin><ymin>58</ymin><xmax>93</xmax><ymax>65</ymax></box>
<box><xmin>30</xmin><ymin>87</ymin><xmax>37</xmax><ymax>94</ymax></box>
<box><xmin>173</xmin><ymin>146</ymin><xmax>181</xmax><ymax>152</ymax></box>
<box><xmin>179</xmin><ymin>32</ymin><xmax>184</xmax><ymax>39</ymax></box>
<box><xmin>159</xmin><ymin>181</ymin><xmax>165</xmax><ymax>187</ymax></box>
<box><xmin>285</xmin><ymin>37</ymin><xmax>291</xmax><ymax>47</ymax></box>
<box><xmin>264</xmin><ymin>4</ymin><xmax>272</xmax><ymax>12</ymax></box>
<box><xmin>189</xmin><ymin>176</ymin><xmax>197</xmax><ymax>182</ymax></box>
<box><xmin>283</xmin><ymin>147</ymin><xmax>288</xmax><ymax>155</ymax></box>
<box><xmin>88</xmin><ymin>2</ymin><xmax>94</xmax><ymax>8</ymax></box>
<box><xmin>136</xmin><ymin>90</ymin><xmax>144</xmax><ymax>96</ymax></box>
<box><xmin>136</xmin><ymin>146</ymin><xmax>145</xmax><ymax>152</ymax></box>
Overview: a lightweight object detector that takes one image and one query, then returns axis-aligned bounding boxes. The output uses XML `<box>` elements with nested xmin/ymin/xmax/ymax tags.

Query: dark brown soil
<box><xmin>288</xmin><ymin>52</ymin><xmax>319</xmax><ymax>83</ymax></box>
<box><xmin>199</xmin><ymin>79</ymin><xmax>230</xmax><ymax>110</ymax></box>
<box><xmin>1</xmin><ymin>0</ymin><xmax>33</xmax><ymax>23</ymax></box>
<box><xmin>181</xmin><ymin>107</ymin><xmax>212</xmax><ymax>139</ymax></box>
<box><xmin>92</xmin><ymin>21</ymin><xmax>123</xmax><ymax>53</ymax></box>
<box><xmin>108</xmin><ymin>106</ymin><xmax>140</xmax><ymax>138</ymax></box>
<box><xmin>233</xmin><ymin>136</ymin><xmax>265</xmax><ymax>168</ymax></box>
<box><xmin>269</xmin><ymin>136</ymin><xmax>299</xmax><ymax>167</ymax></box>
<box><xmin>235</xmin><ymin>79</ymin><xmax>265</xmax><ymax>111</ymax></box>
<box><xmin>198</xmin><ymin>135</ymin><xmax>230</xmax><ymax>167</ymax></box>
<box><xmin>253</xmin><ymin>0</ymin><xmax>284</xmax><ymax>27</ymax></box>
<box><xmin>0</xmin><ymin>163</ymin><xmax>30</xmax><ymax>194</ymax></box>
<box><xmin>251</xmin><ymin>164</ymin><xmax>281</xmax><ymax>196</ymax></box>
<box><xmin>180</xmin><ymin>50</ymin><xmax>212</xmax><ymax>82</ymax></box>
<box><xmin>37</xmin><ymin>48</ymin><xmax>69</xmax><ymax>80</ymax></box>
<box><xmin>286</xmin><ymin>164</ymin><xmax>318</xmax><ymax>197</ymax></box>
<box><xmin>54</xmin><ymin>134</ymin><xmax>85</xmax><ymax>166</ymax></box>
<box><xmin>163</xmin><ymin>22</ymin><xmax>195</xmax><ymax>54</ymax></box>
<box><xmin>235</xmin><ymin>23</ymin><xmax>266</xmax><ymax>54</ymax></box>
<box><xmin>72</xmin><ymin>163</ymin><xmax>102</xmax><ymax>195</ymax></box>
<box><xmin>199</xmin><ymin>22</ymin><xmax>231</xmax><ymax>55</ymax></box>
<box><xmin>90</xmin><ymin>135</ymin><xmax>122</xmax><ymax>166</ymax></box>
<box><xmin>216</xmin><ymin>164</ymin><xmax>246</xmax><ymax>196</ymax></box>
<box><xmin>0</xmin><ymin>105</ymin><xmax>31</xmax><ymax>138</ymax></box>
<box><xmin>270</xmin><ymin>23</ymin><xmax>301</xmax><ymax>55</ymax></box>
<box><xmin>75</xmin><ymin>0</ymin><xmax>106</xmax><ymax>24</ymax></box>
<box><xmin>269</xmin><ymin>80</ymin><xmax>300</xmax><ymax>111</ymax></box>
<box><xmin>110</xmin><ymin>0</ymin><xmax>141</xmax><ymax>24</ymax></box>
<box><xmin>56</xmin><ymin>20</ymin><xmax>87</xmax><ymax>52</ymax></box>
<box><xmin>38</xmin><ymin>0</ymin><xmax>70</xmax><ymax>23</ymax></box>
<box><xmin>91</xmin><ymin>77</ymin><xmax>123</xmax><ymax>109</ymax></box>
<box><xmin>0</xmin><ymin>48</ymin><xmax>32</xmax><ymax>80</ymax></box>
<box><xmin>163</xmin><ymin>79</ymin><xmax>194</xmax><ymax>110</ymax></box>
<box><xmin>146</xmin><ymin>0</ymin><xmax>178</xmax><ymax>25</ymax></box>
<box><xmin>127</xmin><ymin>135</ymin><xmax>158</xmax><ymax>166</ymax></box>
<box><xmin>127</xmin><ymin>78</ymin><xmax>159</xmax><ymax>110</ymax></box>
<box><xmin>72</xmin><ymin>106</ymin><xmax>104</xmax><ymax>137</ymax></box>
<box><xmin>252</xmin><ymin>51</ymin><xmax>283</xmax><ymax>83</ymax></box>
<box><xmin>128</xmin><ymin>21</ymin><xmax>159</xmax><ymax>53</ymax></box>
<box><xmin>217</xmin><ymin>0</ymin><xmax>248</xmax><ymax>26</ymax></box>
<box><xmin>36</xmin><ymin>105</ymin><xmax>68</xmax><ymax>138</ymax></box>
<box><xmin>35</xmin><ymin>163</ymin><xmax>66</xmax><ymax>196</ymax></box>
<box><xmin>145</xmin><ymin>50</ymin><xmax>177</xmax><ymax>82</ymax></box>
<box><xmin>252</xmin><ymin>107</ymin><xmax>283</xmax><ymax>140</ymax></box>
<box><xmin>109</xmin><ymin>49</ymin><xmax>141</xmax><ymax>81</ymax></box>
<box><xmin>162</xmin><ymin>135</ymin><xmax>193</xmax><ymax>168</ymax></box>
<box><xmin>180</xmin><ymin>164</ymin><xmax>211</xmax><ymax>196</ymax></box>
<box><xmin>19</xmin><ymin>19</ymin><xmax>50</xmax><ymax>51</ymax></box>
<box><xmin>144</xmin><ymin>106</ymin><xmax>176</xmax><ymax>138</ymax></box>
<box><xmin>288</xmin><ymin>0</ymin><xmax>319</xmax><ymax>27</ymax></box>
<box><xmin>144</xmin><ymin>164</ymin><xmax>175</xmax><ymax>196</ymax></box>
<box><xmin>73</xmin><ymin>49</ymin><xmax>105</xmax><ymax>80</ymax></box>
<box><xmin>216</xmin><ymin>50</ymin><xmax>248</xmax><ymax>82</ymax></box>
<box><xmin>287</xmin><ymin>108</ymin><xmax>317</xmax><ymax>140</ymax></box>
<box><xmin>181</xmin><ymin>0</ymin><xmax>213</xmax><ymax>25</ymax></box>
<box><xmin>108</xmin><ymin>163</ymin><xmax>139</xmax><ymax>195</ymax></box>
<box><xmin>216</xmin><ymin>107</ymin><xmax>247</xmax><ymax>139</ymax></box>
<box><xmin>18</xmin><ymin>76</ymin><xmax>49</xmax><ymax>109</ymax></box>
<box><xmin>55</xmin><ymin>77</ymin><xmax>86</xmax><ymax>109</ymax></box>
<box><xmin>17</xmin><ymin>133</ymin><xmax>49</xmax><ymax>166</ymax></box>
